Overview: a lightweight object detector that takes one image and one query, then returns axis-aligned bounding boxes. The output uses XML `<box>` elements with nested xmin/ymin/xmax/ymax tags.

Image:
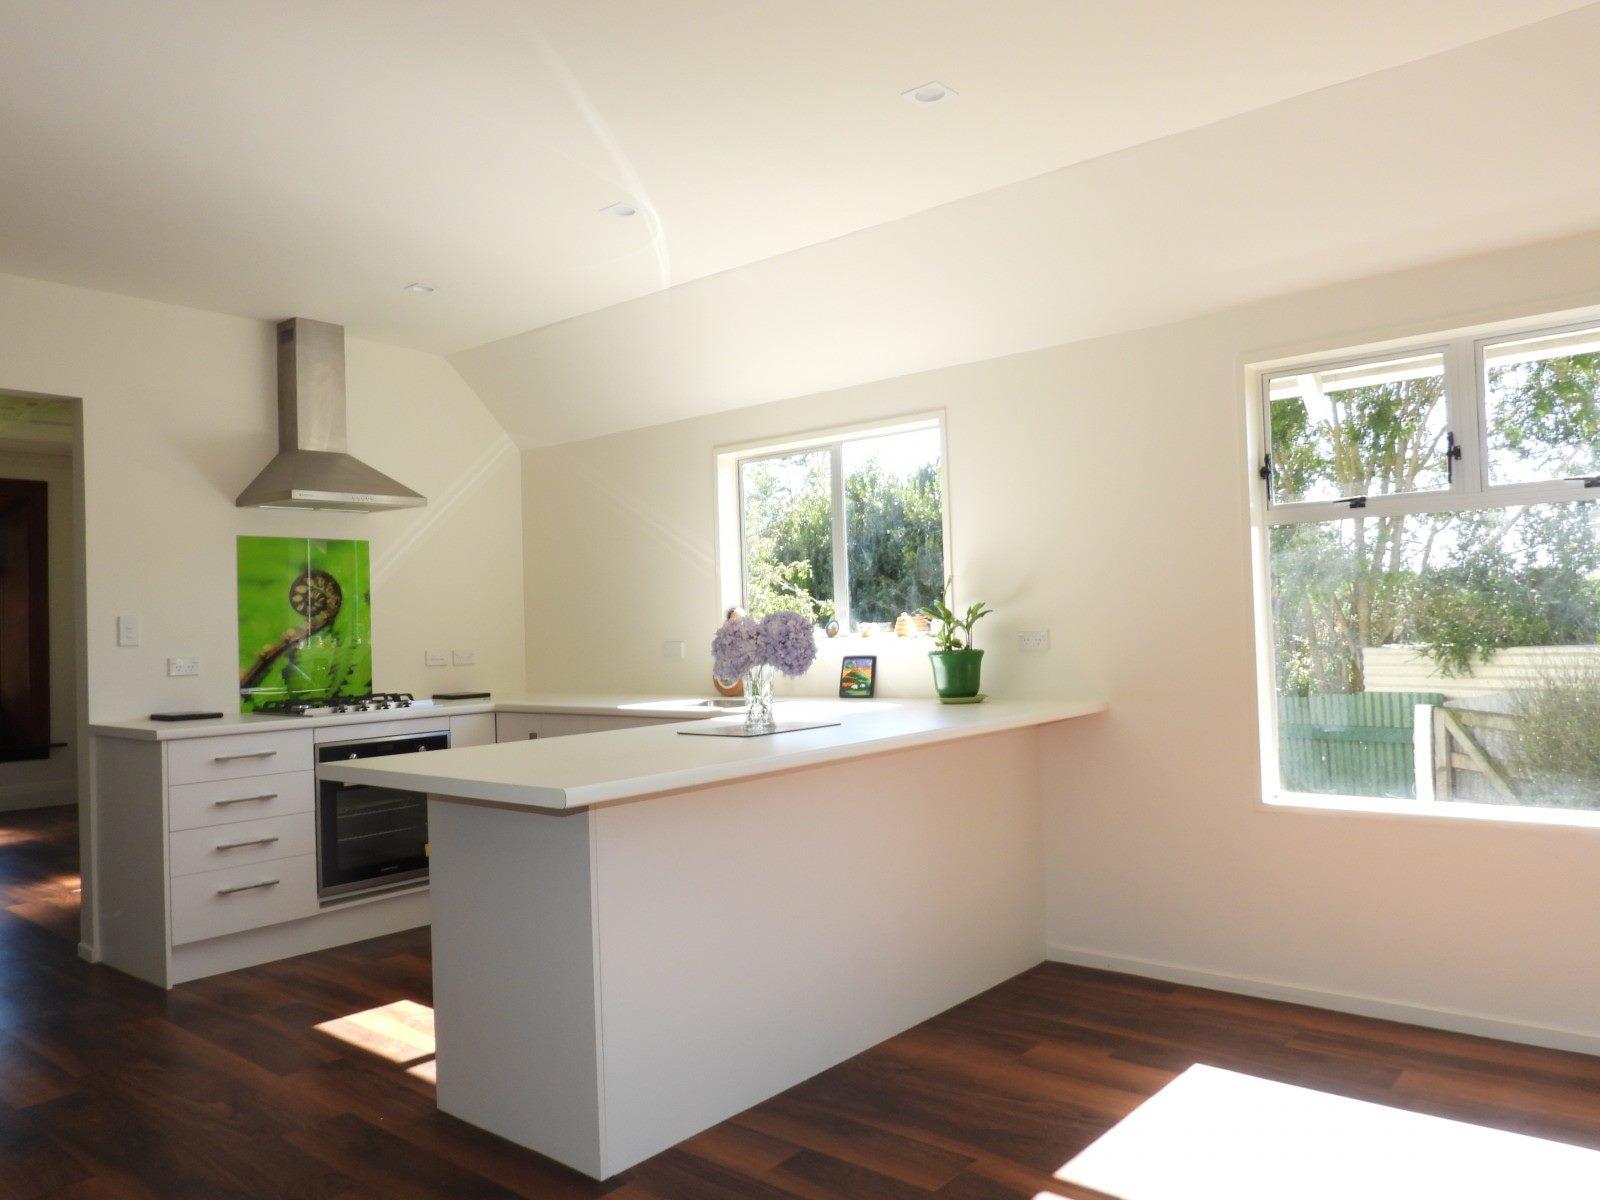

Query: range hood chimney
<box><xmin>235</xmin><ymin>318</ymin><xmax>426</xmax><ymax>512</ymax></box>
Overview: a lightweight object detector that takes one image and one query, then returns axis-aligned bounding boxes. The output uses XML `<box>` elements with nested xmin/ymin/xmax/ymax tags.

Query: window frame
<box><xmin>1247</xmin><ymin>311</ymin><xmax>1600</xmax><ymax>822</ymax></box>
<box><xmin>716</xmin><ymin>413</ymin><xmax>952</xmax><ymax>634</ymax></box>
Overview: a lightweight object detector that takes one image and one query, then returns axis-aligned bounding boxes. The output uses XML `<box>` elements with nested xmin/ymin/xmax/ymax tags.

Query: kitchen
<box><xmin>8</xmin><ymin>5</ymin><xmax>1600</xmax><ymax>1199</ymax></box>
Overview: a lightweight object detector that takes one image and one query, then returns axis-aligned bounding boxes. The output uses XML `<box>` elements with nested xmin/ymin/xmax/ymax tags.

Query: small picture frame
<box><xmin>839</xmin><ymin>655</ymin><xmax>877</xmax><ymax>698</ymax></box>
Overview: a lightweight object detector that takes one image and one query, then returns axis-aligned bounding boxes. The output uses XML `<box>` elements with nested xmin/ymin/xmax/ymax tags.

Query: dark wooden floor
<box><xmin>5</xmin><ymin>804</ymin><xmax>1600</xmax><ymax>1198</ymax></box>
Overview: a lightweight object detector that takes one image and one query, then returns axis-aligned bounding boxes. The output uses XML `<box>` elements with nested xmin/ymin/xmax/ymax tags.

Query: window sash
<box><xmin>731</xmin><ymin>419</ymin><xmax>946</xmax><ymax>630</ymax></box>
<box><xmin>1249</xmin><ymin>313</ymin><xmax>1600</xmax><ymax>815</ymax></box>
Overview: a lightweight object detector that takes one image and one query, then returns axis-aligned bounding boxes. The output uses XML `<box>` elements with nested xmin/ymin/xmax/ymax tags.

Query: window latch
<box><xmin>1341</xmin><ymin>495</ymin><xmax>1368</xmax><ymax>509</ymax></box>
<box><xmin>1446</xmin><ymin>431</ymin><xmax>1462</xmax><ymax>483</ymax></box>
<box><xmin>1584</xmin><ymin>476</ymin><xmax>1600</xmax><ymax>489</ymax></box>
<box><xmin>1258</xmin><ymin>453</ymin><xmax>1272</xmax><ymax>501</ymax></box>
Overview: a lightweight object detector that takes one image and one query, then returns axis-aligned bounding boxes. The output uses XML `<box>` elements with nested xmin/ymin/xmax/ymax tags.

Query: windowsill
<box><xmin>817</xmin><ymin>633</ymin><xmax>935</xmax><ymax>650</ymax></box>
<box><xmin>1263</xmin><ymin>790</ymin><xmax>1600</xmax><ymax>831</ymax></box>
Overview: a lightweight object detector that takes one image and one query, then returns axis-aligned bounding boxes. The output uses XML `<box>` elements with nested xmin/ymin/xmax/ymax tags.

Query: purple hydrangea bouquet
<box><xmin>712</xmin><ymin>610</ymin><xmax>817</xmax><ymax>733</ymax></box>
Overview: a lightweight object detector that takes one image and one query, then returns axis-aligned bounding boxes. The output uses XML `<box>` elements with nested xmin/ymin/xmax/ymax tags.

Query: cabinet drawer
<box><xmin>168</xmin><ymin>771</ymin><xmax>314</xmax><ymax>831</ymax></box>
<box><xmin>167</xmin><ymin>730</ymin><xmax>313</xmax><ymax>785</ymax></box>
<box><xmin>170</xmin><ymin>855</ymin><xmax>317</xmax><ymax>945</ymax></box>
<box><xmin>169</xmin><ymin>814</ymin><xmax>314</xmax><ymax>878</ymax></box>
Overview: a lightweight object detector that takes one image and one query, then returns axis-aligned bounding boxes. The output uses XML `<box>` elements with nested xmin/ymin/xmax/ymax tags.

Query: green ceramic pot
<box><xmin>929</xmin><ymin>649</ymin><xmax>984</xmax><ymax>699</ymax></box>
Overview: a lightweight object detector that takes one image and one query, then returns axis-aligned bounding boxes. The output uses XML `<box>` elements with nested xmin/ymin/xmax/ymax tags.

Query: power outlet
<box><xmin>662</xmin><ymin>640</ymin><xmax>686</xmax><ymax>660</ymax></box>
<box><xmin>166</xmin><ymin>656</ymin><xmax>199</xmax><ymax>677</ymax></box>
<box><xmin>1017</xmin><ymin>629</ymin><xmax>1051</xmax><ymax>653</ymax></box>
<box><xmin>452</xmin><ymin>649</ymin><xmax>475</xmax><ymax>667</ymax></box>
<box><xmin>425</xmin><ymin>649</ymin><xmax>448</xmax><ymax>667</ymax></box>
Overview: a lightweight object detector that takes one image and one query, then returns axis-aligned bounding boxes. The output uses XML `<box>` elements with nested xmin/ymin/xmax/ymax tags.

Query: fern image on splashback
<box><xmin>237</xmin><ymin>536</ymin><xmax>371</xmax><ymax>712</ymax></box>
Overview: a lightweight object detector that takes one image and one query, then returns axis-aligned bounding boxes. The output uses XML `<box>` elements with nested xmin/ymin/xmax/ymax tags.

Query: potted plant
<box><xmin>918</xmin><ymin>593</ymin><xmax>992</xmax><ymax>701</ymax></box>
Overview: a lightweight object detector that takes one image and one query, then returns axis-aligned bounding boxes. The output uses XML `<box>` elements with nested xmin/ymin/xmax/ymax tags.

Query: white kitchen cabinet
<box><xmin>496</xmin><ymin>712</ymin><xmax>684</xmax><ymax>742</ymax></box>
<box><xmin>495</xmin><ymin>712</ymin><xmax>589</xmax><ymax>741</ymax></box>
<box><xmin>170</xmin><ymin>855</ymin><xmax>319</xmax><ymax>945</ymax></box>
<box><xmin>168</xmin><ymin>812</ymin><xmax>316</xmax><ymax>877</ymax></box>
<box><xmin>95</xmin><ymin>723</ymin><xmax>428</xmax><ymax>987</ymax></box>
<box><xmin>167</xmin><ymin>728</ymin><xmax>314</xmax><ymax>784</ymax></box>
<box><xmin>167</xmin><ymin>771</ymin><xmax>314</xmax><ymax>830</ymax></box>
<box><xmin>450</xmin><ymin>713</ymin><xmax>496</xmax><ymax>747</ymax></box>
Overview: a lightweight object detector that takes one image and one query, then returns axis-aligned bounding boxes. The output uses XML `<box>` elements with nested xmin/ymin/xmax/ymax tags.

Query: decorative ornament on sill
<box><xmin>711</xmin><ymin>610</ymin><xmax>818</xmax><ymax>734</ymax></box>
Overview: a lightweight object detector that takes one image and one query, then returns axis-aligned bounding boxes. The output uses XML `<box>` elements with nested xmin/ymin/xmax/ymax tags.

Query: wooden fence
<box><xmin>1278</xmin><ymin>692</ymin><xmax>1445</xmax><ymax>798</ymax></box>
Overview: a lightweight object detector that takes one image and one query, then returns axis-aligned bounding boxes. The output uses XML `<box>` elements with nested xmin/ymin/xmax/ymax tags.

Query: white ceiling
<box><xmin>0</xmin><ymin>0</ymin><xmax>1588</xmax><ymax>364</ymax></box>
<box><xmin>455</xmin><ymin>5</ymin><xmax>1600</xmax><ymax>444</ymax></box>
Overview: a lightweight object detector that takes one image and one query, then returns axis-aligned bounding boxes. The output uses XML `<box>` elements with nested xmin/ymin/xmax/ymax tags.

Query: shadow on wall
<box><xmin>372</xmin><ymin>437</ymin><xmax>519</xmax><ymax>586</ymax></box>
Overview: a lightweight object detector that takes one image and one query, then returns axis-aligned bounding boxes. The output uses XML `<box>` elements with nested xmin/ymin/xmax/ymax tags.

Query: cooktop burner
<box><xmin>255</xmin><ymin>692</ymin><xmax>426</xmax><ymax>718</ymax></box>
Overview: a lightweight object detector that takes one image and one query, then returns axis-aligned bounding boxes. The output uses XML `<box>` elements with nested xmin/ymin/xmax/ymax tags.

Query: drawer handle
<box><xmin>212</xmin><ymin>750</ymin><xmax>278</xmax><ymax>763</ymax></box>
<box><xmin>216</xmin><ymin>878</ymin><xmax>280</xmax><ymax>896</ymax></box>
<box><xmin>215</xmin><ymin>835</ymin><xmax>280</xmax><ymax>851</ymax></box>
<box><xmin>213</xmin><ymin>792</ymin><xmax>278</xmax><ymax>807</ymax></box>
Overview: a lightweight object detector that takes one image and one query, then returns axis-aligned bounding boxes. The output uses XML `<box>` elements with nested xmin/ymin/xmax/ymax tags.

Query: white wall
<box><xmin>0</xmin><ymin>269</ymin><xmax>526</xmax><ymax>948</ymax></box>
<box><xmin>0</xmin><ymin>271</ymin><xmax>525</xmax><ymax>720</ymax></box>
<box><xmin>0</xmin><ymin>445</ymin><xmax>78</xmax><ymax>810</ymax></box>
<box><xmin>523</xmin><ymin>229</ymin><xmax>1600</xmax><ymax>1053</ymax></box>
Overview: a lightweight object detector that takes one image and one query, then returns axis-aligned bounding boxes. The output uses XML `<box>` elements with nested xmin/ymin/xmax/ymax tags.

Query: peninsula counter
<box><xmin>321</xmin><ymin>697</ymin><xmax>1104</xmax><ymax>1179</ymax></box>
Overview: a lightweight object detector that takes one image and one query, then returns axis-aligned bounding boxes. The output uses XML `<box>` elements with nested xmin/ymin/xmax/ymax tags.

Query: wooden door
<box><xmin>0</xmin><ymin>478</ymin><xmax>49</xmax><ymax>762</ymax></box>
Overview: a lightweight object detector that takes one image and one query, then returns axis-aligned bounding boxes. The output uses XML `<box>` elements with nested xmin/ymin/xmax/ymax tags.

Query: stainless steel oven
<box><xmin>315</xmin><ymin>729</ymin><xmax>446</xmax><ymax>900</ymax></box>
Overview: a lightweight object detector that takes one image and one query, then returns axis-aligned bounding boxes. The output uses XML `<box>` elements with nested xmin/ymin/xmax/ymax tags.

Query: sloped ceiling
<box><xmin>0</xmin><ymin>1</ymin><xmax>1595</xmax><ymax>441</ymax></box>
<box><xmin>454</xmin><ymin>6</ymin><xmax>1600</xmax><ymax>443</ymax></box>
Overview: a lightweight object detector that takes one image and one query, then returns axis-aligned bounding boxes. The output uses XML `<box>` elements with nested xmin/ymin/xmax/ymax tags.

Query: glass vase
<box><xmin>743</xmin><ymin>663</ymin><xmax>776</xmax><ymax>734</ymax></box>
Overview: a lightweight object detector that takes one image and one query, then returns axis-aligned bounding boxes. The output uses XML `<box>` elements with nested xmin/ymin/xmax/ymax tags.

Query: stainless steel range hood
<box><xmin>236</xmin><ymin>318</ymin><xmax>426</xmax><ymax>511</ymax></box>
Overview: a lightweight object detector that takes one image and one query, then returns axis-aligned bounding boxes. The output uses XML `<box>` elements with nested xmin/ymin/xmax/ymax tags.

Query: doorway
<box><xmin>0</xmin><ymin>477</ymin><xmax>51</xmax><ymax>762</ymax></box>
<box><xmin>0</xmin><ymin>391</ymin><xmax>85</xmax><ymax>952</ymax></box>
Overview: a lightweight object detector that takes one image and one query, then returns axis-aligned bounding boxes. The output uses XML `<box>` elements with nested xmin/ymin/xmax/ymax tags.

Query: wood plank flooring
<box><xmin>4</xmin><ymin>804</ymin><xmax>1599</xmax><ymax>1198</ymax></box>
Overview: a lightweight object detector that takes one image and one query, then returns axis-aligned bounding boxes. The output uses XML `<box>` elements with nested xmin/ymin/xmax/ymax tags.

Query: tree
<box><xmin>1270</xmin><ymin>355</ymin><xmax>1600</xmax><ymax>696</ymax></box>
<box><xmin>741</xmin><ymin>454</ymin><xmax>833</xmax><ymax>624</ymax></box>
<box><xmin>845</xmin><ymin>460</ymin><xmax>944</xmax><ymax>624</ymax></box>
<box><xmin>740</xmin><ymin>452</ymin><xmax>945</xmax><ymax>626</ymax></box>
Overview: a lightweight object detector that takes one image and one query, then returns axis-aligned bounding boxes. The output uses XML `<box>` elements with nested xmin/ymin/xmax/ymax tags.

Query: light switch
<box><xmin>452</xmin><ymin>649</ymin><xmax>475</xmax><ymax>666</ymax></box>
<box><xmin>167</xmin><ymin>656</ymin><xmax>199</xmax><ymax>677</ymax></box>
<box><xmin>425</xmin><ymin>649</ymin><xmax>448</xmax><ymax>667</ymax></box>
<box><xmin>1017</xmin><ymin>629</ymin><xmax>1051</xmax><ymax>653</ymax></box>
<box><xmin>662</xmin><ymin>640</ymin><xmax>686</xmax><ymax>660</ymax></box>
<box><xmin>116</xmin><ymin>614</ymin><xmax>140</xmax><ymax>648</ymax></box>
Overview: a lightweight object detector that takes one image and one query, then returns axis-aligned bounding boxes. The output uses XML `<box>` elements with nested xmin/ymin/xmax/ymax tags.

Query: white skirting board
<box><xmin>169</xmin><ymin>889</ymin><xmax>430</xmax><ymax>985</ymax></box>
<box><xmin>1047</xmin><ymin>943</ymin><xmax>1600</xmax><ymax>1059</ymax></box>
<box><xmin>0</xmin><ymin>779</ymin><xmax>75</xmax><ymax>811</ymax></box>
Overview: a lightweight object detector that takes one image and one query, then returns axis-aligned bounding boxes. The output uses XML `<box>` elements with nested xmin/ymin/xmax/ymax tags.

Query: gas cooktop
<box><xmin>254</xmin><ymin>692</ymin><xmax>433</xmax><ymax>718</ymax></box>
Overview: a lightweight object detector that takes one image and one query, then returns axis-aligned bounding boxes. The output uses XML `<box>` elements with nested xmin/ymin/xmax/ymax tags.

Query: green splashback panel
<box><xmin>237</xmin><ymin>536</ymin><xmax>371</xmax><ymax>712</ymax></box>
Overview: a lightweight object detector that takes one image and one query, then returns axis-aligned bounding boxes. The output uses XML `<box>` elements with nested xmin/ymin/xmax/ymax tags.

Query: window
<box><xmin>724</xmin><ymin>419</ymin><xmax>947</xmax><ymax>632</ymax></box>
<box><xmin>1253</xmin><ymin>318</ymin><xmax>1600</xmax><ymax>817</ymax></box>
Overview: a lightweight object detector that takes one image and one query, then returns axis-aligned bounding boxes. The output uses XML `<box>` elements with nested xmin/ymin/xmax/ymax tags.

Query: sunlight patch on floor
<box><xmin>1055</xmin><ymin>1064</ymin><xmax>1600</xmax><ymax>1200</ymax></box>
<box><xmin>314</xmin><ymin>999</ymin><xmax>435</xmax><ymax>1074</ymax></box>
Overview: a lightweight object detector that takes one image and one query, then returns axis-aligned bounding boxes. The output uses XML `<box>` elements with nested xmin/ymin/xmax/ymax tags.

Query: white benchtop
<box><xmin>317</xmin><ymin>697</ymin><xmax>1105</xmax><ymax>811</ymax></box>
<box><xmin>88</xmin><ymin>694</ymin><xmax>759</xmax><ymax>741</ymax></box>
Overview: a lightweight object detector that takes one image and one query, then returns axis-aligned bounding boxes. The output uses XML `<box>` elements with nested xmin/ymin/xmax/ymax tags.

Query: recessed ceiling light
<box><xmin>601</xmin><ymin>201</ymin><xmax>638</xmax><ymax>218</ymax></box>
<box><xmin>402</xmin><ymin>282</ymin><xmax>436</xmax><ymax>294</ymax></box>
<box><xmin>901</xmin><ymin>81</ymin><xmax>957</xmax><ymax>105</ymax></box>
